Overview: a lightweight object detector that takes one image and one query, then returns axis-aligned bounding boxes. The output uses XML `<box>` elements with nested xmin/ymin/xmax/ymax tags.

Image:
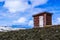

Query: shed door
<box><xmin>39</xmin><ymin>16</ymin><xmax>43</xmax><ymax>27</ymax></box>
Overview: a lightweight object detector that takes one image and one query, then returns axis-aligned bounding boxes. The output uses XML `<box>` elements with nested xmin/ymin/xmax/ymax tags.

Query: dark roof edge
<box><xmin>33</xmin><ymin>12</ymin><xmax>53</xmax><ymax>17</ymax></box>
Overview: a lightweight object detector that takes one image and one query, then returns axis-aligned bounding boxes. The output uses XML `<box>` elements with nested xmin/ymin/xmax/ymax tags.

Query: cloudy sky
<box><xmin>0</xmin><ymin>0</ymin><xmax>60</xmax><ymax>28</ymax></box>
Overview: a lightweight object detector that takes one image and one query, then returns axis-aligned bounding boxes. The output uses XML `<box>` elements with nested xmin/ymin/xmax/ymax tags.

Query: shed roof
<box><xmin>33</xmin><ymin>12</ymin><xmax>53</xmax><ymax>17</ymax></box>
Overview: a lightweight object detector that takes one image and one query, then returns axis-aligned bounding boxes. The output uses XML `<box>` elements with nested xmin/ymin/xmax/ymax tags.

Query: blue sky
<box><xmin>0</xmin><ymin>0</ymin><xmax>60</xmax><ymax>29</ymax></box>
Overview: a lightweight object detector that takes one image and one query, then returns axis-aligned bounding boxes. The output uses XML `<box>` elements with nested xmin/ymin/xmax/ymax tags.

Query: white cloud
<box><xmin>12</xmin><ymin>28</ymin><xmax>26</xmax><ymax>30</ymax></box>
<box><xmin>53</xmin><ymin>17</ymin><xmax>60</xmax><ymax>25</ymax></box>
<box><xmin>0</xmin><ymin>26</ymin><xmax>26</xmax><ymax>32</ymax></box>
<box><xmin>0</xmin><ymin>0</ymin><xmax>4</xmax><ymax>2</ymax></box>
<box><xmin>4</xmin><ymin>0</ymin><xmax>30</xmax><ymax>13</ymax></box>
<box><xmin>28</xmin><ymin>20</ymin><xmax>34</xmax><ymax>27</ymax></box>
<box><xmin>0</xmin><ymin>26</ymin><xmax>13</xmax><ymax>32</ymax></box>
<box><xmin>0</xmin><ymin>26</ymin><xmax>12</xmax><ymax>31</ymax></box>
<box><xmin>13</xmin><ymin>17</ymin><xmax>27</xmax><ymax>24</ymax></box>
<box><xmin>57</xmin><ymin>18</ymin><xmax>60</xmax><ymax>22</ymax></box>
<box><xmin>3</xmin><ymin>0</ymin><xmax>48</xmax><ymax>13</ymax></box>
<box><xmin>30</xmin><ymin>0</ymin><xmax>48</xmax><ymax>7</ymax></box>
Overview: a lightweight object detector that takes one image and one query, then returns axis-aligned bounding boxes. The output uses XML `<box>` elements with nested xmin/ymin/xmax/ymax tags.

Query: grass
<box><xmin>0</xmin><ymin>26</ymin><xmax>60</xmax><ymax>40</ymax></box>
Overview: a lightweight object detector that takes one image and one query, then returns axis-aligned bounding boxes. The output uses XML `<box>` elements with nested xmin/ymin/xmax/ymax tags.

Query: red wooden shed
<box><xmin>33</xmin><ymin>12</ymin><xmax>53</xmax><ymax>28</ymax></box>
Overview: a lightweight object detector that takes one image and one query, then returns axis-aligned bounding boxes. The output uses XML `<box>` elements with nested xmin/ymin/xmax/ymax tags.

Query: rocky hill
<box><xmin>0</xmin><ymin>25</ymin><xmax>60</xmax><ymax>40</ymax></box>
